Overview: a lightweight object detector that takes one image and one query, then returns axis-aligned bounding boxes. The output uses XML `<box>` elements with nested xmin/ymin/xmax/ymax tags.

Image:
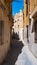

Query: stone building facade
<box><xmin>12</xmin><ymin>10</ymin><xmax>24</xmax><ymax>41</ymax></box>
<box><xmin>0</xmin><ymin>0</ymin><xmax>13</xmax><ymax>63</ymax></box>
<box><xmin>24</xmin><ymin>0</ymin><xmax>37</xmax><ymax>57</ymax></box>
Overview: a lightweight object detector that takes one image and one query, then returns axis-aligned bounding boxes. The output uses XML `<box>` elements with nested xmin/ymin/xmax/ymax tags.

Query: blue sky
<box><xmin>12</xmin><ymin>0</ymin><xmax>24</xmax><ymax>16</ymax></box>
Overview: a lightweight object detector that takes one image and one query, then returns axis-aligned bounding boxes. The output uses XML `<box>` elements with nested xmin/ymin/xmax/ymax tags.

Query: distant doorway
<box><xmin>34</xmin><ymin>20</ymin><xmax>37</xmax><ymax>43</ymax></box>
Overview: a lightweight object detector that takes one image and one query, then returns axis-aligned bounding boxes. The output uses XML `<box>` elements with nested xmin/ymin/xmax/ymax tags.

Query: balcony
<box><xmin>5</xmin><ymin>0</ymin><xmax>13</xmax><ymax>3</ymax></box>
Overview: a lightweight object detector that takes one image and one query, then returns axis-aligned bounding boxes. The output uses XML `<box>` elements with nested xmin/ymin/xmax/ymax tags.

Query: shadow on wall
<box><xmin>2</xmin><ymin>40</ymin><xmax>24</xmax><ymax>65</ymax></box>
<box><xmin>0</xmin><ymin>41</ymin><xmax>10</xmax><ymax>65</ymax></box>
<box><xmin>12</xmin><ymin>31</ymin><xmax>20</xmax><ymax>40</ymax></box>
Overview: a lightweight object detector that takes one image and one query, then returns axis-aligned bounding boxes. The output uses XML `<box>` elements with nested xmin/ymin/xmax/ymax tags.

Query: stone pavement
<box><xmin>1</xmin><ymin>39</ymin><xmax>24</xmax><ymax>65</ymax></box>
<box><xmin>15</xmin><ymin>45</ymin><xmax>37</xmax><ymax>65</ymax></box>
<box><xmin>1</xmin><ymin>39</ymin><xmax>37</xmax><ymax>65</ymax></box>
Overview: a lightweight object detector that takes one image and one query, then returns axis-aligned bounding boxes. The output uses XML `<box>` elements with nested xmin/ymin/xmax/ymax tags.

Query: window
<box><xmin>0</xmin><ymin>20</ymin><xmax>4</xmax><ymax>45</ymax></box>
<box><xmin>23</xmin><ymin>13</ymin><xmax>24</xmax><ymax>19</ymax></box>
<box><xmin>29</xmin><ymin>18</ymin><xmax>31</xmax><ymax>26</ymax></box>
<box><xmin>17</xmin><ymin>19</ymin><xmax>19</xmax><ymax>21</ymax></box>
<box><xmin>15</xmin><ymin>20</ymin><xmax>16</xmax><ymax>23</ymax></box>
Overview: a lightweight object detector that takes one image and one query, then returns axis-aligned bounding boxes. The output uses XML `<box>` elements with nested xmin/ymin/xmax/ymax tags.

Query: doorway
<box><xmin>34</xmin><ymin>20</ymin><xmax>37</xmax><ymax>43</ymax></box>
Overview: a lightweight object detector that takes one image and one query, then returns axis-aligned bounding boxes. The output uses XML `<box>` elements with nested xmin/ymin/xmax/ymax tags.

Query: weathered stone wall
<box><xmin>0</xmin><ymin>8</ymin><xmax>10</xmax><ymax>63</ymax></box>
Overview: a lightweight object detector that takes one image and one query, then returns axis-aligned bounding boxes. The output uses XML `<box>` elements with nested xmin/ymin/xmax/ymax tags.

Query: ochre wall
<box><xmin>30</xmin><ymin>0</ymin><xmax>36</xmax><ymax>14</ymax></box>
<box><xmin>24</xmin><ymin>0</ymin><xmax>37</xmax><ymax>29</ymax></box>
<box><xmin>24</xmin><ymin>1</ymin><xmax>29</xmax><ymax>29</ymax></box>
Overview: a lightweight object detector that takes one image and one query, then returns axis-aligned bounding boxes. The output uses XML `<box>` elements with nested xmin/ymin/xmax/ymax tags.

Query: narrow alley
<box><xmin>1</xmin><ymin>39</ymin><xmax>37</xmax><ymax>65</ymax></box>
<box><xmin>1</xmin><ymin>39</ymin><xmax>24</xmax><ymax>65</ymax></box>
<box><xmin>0</xmin><ymin>0</ymin><xmax>37</xmax><ymax>65</ymax></box>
